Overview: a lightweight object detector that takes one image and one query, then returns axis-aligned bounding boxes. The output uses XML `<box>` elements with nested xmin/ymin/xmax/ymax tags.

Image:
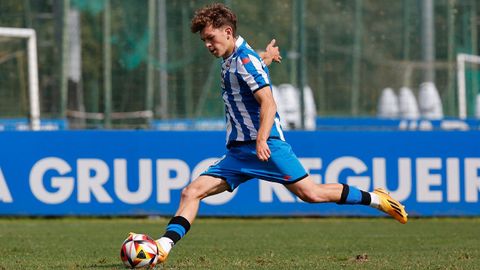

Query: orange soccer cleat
<box><xmin>373</xmin><ymin>188</ymin><xmax>408</xmax><ymax>224</ymax></box>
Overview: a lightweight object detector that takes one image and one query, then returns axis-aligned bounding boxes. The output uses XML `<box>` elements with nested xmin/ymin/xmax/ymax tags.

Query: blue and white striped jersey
<box><xmin>221</xmin><ymin>36</ymin><xmax>285</xmax><ymax>146</ymax></box>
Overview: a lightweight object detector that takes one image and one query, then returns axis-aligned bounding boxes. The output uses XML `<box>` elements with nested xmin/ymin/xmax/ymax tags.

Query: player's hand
<box><xmin>256</xmin><ymin>139</ymin><xmax>271</xmax><ymax>162</ymax></box>
<box><xmin>265</xmin><ymin>39</ymin><xmax>282</xmax><ymax>63</ymax></box>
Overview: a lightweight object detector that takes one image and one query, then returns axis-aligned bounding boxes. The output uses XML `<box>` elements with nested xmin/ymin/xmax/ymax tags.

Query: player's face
<box><xmin>200</xmin><ymin>24</ymin><xmax>234</xmax><ymax>59</ymax></box>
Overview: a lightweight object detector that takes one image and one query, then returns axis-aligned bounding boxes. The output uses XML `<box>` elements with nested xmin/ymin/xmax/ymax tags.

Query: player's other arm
<box><xmin>259</xmin><ymin>39</ymin><xmax>282</xmax><ymax>66</ymax></box>
<box><xmin>254</xmin><ymin>87</ymin><xmax>277</xmax><ymax>161</ymax></box>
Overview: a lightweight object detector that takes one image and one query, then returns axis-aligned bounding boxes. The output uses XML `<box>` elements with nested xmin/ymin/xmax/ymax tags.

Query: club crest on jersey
<box><xmin>241</xmin><ymin>57</ymin><xmax>251</xmax><ymax>64</ymax></box>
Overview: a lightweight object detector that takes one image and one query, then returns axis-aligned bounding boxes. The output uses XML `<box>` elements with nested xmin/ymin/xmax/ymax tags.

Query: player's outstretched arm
<box><xmin>259</xmin><ymin>39</ymin><xmax>282</xmax><ymax>66</ymax></box>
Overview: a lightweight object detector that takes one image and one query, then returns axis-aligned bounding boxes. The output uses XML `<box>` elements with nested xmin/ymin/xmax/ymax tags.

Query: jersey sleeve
<box><xmin>236</xmin><ymin>53</ymin><xmax>270</xmax><ymax>93</ymax></box>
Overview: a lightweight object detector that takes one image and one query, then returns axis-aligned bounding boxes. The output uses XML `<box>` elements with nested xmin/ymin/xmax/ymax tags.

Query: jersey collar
<box><xmin>223</xmin><ymin>35</ymin><xmax>245</xmax><ymax>63</ymax></box>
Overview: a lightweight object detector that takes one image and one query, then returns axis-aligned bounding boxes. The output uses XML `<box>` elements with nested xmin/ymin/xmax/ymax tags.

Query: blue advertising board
<box><xmin>0</xmin><ymin>130</ymin><xmax>479</xmax><ymax>216</ymax></box>
<box><xmin>0</xmin><ymin>118</ymin><xmax>68</xmax><ymax>131</ymax></box>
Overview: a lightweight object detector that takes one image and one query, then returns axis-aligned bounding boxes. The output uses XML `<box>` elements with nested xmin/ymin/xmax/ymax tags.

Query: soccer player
<box><xmin>154</xmin><ymin>3</ymin><xmax>408</xmax><ymax>264</ymax></box>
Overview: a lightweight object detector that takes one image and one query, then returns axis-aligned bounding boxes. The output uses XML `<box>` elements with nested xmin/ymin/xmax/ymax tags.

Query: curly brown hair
<box><xmin>190</xmin><ymin>3</ymin><xmax>237</xmax><ymax>36</ymax></box>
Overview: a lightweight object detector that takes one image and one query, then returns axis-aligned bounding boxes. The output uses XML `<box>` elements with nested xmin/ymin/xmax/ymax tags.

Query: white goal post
<box><xmin>457</xmin><ymin>53</ymin><xmax>480</xmax><ymax>120</ymax></box>
<box><xmin>0</xmin><ymin>27</ymin><xmax>40</xmax><ymax>130</ymax></box>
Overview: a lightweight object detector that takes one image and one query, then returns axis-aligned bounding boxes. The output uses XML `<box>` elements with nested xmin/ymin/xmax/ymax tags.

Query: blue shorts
<box><xmin>201</xmin><ymin>138</ymin><xmax>308</xmax><ymax>191</ymax></box>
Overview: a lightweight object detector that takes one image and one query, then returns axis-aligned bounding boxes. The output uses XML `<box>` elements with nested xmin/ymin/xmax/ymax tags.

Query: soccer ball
<box><xmin>120</xmin><ymin>233</ymin><xmax>159</xmax><ymax>269</ymax></box>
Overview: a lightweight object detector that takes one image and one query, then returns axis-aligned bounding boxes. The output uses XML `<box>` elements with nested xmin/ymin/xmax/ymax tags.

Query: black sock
<box><xmin>337</xmin><ymin>184</ymin><xmax>371</xmax><ymax>205</ymax></box>
<box><xmin>163</xmin><ymin>216</ymin><xmax>191</xmax><ymax>244</ymax></box>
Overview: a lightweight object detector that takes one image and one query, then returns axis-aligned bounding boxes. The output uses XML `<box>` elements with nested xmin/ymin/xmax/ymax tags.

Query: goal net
<box><xmin>457</xmin><ymin>53</ymin><xmax>480</xmax><ymax>119</ymax></box>
<box><xmin>0</xmin><ymin>27</ymin><xmax>40</xmax><ymax>130</ymax></box>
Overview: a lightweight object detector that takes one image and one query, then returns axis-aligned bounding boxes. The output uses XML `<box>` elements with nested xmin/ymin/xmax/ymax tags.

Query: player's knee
<box><xmin>180</xmin><ymin>185</ymin><xmax>203</xmax><ymax>201</ymax></box>
<box><xmin>296</xmin><ymin>189</ymin><xmax>328</xmax><ymax>203</ymax></box>
<box><xmin>297</xmin><ymin>190</ymin><xmax>319</xmax><ymax>203</ymax></box>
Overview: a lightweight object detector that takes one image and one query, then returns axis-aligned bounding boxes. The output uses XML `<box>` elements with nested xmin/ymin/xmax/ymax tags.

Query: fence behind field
<box><xmin>1</xmin><ymin>0</ymin><xmax>480</xmax><ymax>129</ymax></box>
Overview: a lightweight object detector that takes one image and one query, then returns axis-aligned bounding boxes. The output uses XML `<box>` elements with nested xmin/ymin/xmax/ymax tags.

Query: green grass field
<box><xmin>0</xmin><ymin>217</ymin><xmax>479</xmax><ymax>269</ymax></box>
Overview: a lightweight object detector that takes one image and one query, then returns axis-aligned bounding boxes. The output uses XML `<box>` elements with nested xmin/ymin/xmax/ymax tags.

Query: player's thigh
<box><xmin>285</xmin><ymin>176</ymin><xmax>318</xmax><ymax>202</ymax></box>
<box><xmin>183</xmin><ymin>174</ymin><xmax>230</xmax><ymax>200</ymax></box>
<box><xmin>285</xmin><ymin>177</ymin><xmax>341</xmax><ymax>203</ymax></box>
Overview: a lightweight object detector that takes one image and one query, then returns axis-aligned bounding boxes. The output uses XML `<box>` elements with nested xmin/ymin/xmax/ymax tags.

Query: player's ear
<box><xmin>224</xmin><ymin>26</ymin><xmax>233</xmax><ymax>39</ymax></box>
